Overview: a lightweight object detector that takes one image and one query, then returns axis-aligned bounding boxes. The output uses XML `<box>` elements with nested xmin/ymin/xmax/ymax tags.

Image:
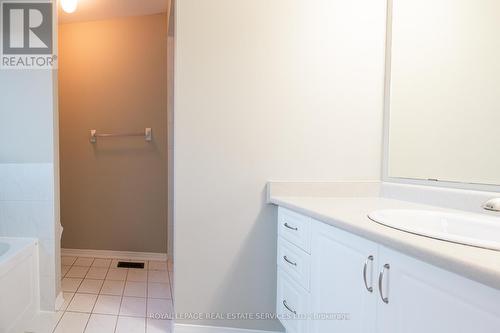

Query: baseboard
<box><xmin>174</xmin><ymin>323</ymin><xmax>282</xmax><ymax>333</ymax></box>
<box><xmin>61</xmin><ymin>248</ymin><xmax>168</xmax><ymax>261</ymax></box>
<box><xmin>55</xmin><ymin>292</ymin><xmax>65</xmax><ymax>311</ymax></box>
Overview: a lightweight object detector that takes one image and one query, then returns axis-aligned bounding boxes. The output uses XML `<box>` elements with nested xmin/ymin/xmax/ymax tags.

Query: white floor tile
<box><xmin>148</xmin><ymin>261</ymin><xmax>167</xmax><ymax>271</ymax></box>
<box><xmin>56</xmin><ymin>254</ymin><xmax>174</xmax><ymax>333</ymax></box>
<box><xmin>146</xmin><ymin>318</ymin><xmax>172</xmax><ymax>333</ymax></box>
<box><xmin>148</xmin><ymin>271</ymin><xmax>169</xmax><ymax>283</ymax></box>
<box><xmin>93</xmin><ymin>295</ymin><xmax>122</xmax><ymax>315</ymax></box>
<box><xmin>127</xmin><ymin>269</ymin><xmax>148</xmax><ymax>282</ymax></box>
<box><xmin>148</xmin><ymin>283</ymin><xmax>171</xmax><ymax>299</ymax></box>
<box><xmin>101</xmin><ymin>280</ymin><xmax>125</xmax><ymax>296</ymax></box>
<box><xmin>147</xmin><ymin>299</ymin><xmax>173</xmax><ymax>319</ymax></box>
<box><xmin>54</xmin><ymin>311</ymin><xmax>90</xmax><ymax>333</ymax></box>
<box><xmin>61</xmin><ymin>265</ymin><xmax>71</xmax><ymax>277</ymax></box>
<box><xmin>25</xmin><ymin>310</ymin><xmax>64</xmax><ymax>333</ymax></box>
<box><xmin>78</xmin><ymin>279</ymin><xmax>104</xmax><ymax>294</ymax></box>
<box><xmin>61</xmin><ymin>256</ymin><xmax>77</xmax><ymax>266</ymax></box>
<box><xmin>84</xmin><ymin>314</ymin><xmax>117</xmax><ymax>333</ymax></box>
<box><xmin>120</xmin><ymin>297</ymin><xmax>147</xmax><ymax>317</ymax></box>
<box><xmin>92</xmin><ymin>258</ymin><xmax>111</xmax><ymax>268</ymax></box>
<box><xmin>67</xmin><ymin>266</ymin><xmax>90</xmax><ymax>278</ymax></box>
<box><xmin>67</xmin><ymin>293</ymin><xmax>98</xmax><ymax>313</ymax></box>
<box><xmin>58</xmin><ymin>292</ymin><xmax>75</xmax><ymax>311</ymax></box>
<box><xmin>74</xmin><ymin>257</ymin><xmax>95</xmax><ymax>267</ymax></box>
<box><xmin>62</xmin><ymin>278</ymin><xmax>83</xmax><ymax>292</ymax></box>
<box><xmin>107</xmin><ymin>268</ymin><xmax>128</xmax><ymax>281</ymax></box>
<box><xmin>115</xmin><ymin>316</ymin><xmax>146</xmax><ymax>333</ymax></box>
<box><xmin>124</xmin><ymin>281</ymin><xmax>147</xmax><ymax>297</ymax></box>
<box><xmin>86</xmin><ymin>267</ymin><xmax>109</xmax><ymax>279</ymax></box>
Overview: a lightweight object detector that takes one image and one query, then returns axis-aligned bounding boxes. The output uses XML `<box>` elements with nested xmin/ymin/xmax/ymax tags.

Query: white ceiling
<box><xmin>58</xmin><ymin>0</ymin><xmax>169</xmax><ymax>24</ymax></box>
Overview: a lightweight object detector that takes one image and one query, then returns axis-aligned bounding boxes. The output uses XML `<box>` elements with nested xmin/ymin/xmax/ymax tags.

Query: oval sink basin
<box><xmin>368</xmin><ymin>209</ymin><xmax>500</xmax><ymax>251</ymax></box>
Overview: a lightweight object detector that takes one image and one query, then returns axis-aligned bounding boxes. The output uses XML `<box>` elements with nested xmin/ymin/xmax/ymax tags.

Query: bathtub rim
<box><xmin>0</xmin><ymin>237</ymin><xmax>38</xmax><ymax>277</ymax></box>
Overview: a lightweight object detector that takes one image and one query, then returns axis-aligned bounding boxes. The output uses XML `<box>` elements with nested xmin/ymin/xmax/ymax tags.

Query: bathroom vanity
<box><xmin>271</xmin><ymin>187</ymin><xmax>500</xmax><ymax>333</ymax></box>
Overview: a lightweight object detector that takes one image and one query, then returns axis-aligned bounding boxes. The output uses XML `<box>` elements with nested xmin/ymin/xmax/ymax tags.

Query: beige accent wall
<box><xmin>59</xmin><ymin>14</ymin><xmax>168</xmax><ymax>253</ymax></box>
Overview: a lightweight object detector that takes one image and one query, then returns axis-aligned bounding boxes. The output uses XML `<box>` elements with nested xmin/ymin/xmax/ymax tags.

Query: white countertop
<box><xmin>270</xmin><ymin>195</ymin><xmax>500</xmax><ymax>291</ymax></box>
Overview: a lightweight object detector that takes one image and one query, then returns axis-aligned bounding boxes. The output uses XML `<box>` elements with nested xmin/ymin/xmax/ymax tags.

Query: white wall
<box><xmin>174</xmin><ymin>0</ymin><xmax>387</xmax><ymax>331</ymax></box>
<box><xmin>0</xmin><ymin>71</ymin><xmax>55</xmax><ymax>163</ymax></box>
<box><xmin>0</xmin><ymin>45</ymin><xmax>59</xmax><ymax>313</ymax></box>
<box><xmin>167</xmin><ymin>33</ymin><xmax>174</xmax><ymax>258</ymax></box>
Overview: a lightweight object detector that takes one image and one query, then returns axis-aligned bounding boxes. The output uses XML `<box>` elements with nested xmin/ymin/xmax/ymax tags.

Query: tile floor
<box><xmin>27</xmin><ymin>256</ymin><xmax>174</xmax><ymax>333</ymax></box>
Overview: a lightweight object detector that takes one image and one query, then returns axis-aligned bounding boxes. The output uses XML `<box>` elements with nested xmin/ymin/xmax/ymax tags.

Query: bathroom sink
<box><xmin>368</xmin><ymin>209</ymin><xmax>500</xmax><ymax>251</ymax></box>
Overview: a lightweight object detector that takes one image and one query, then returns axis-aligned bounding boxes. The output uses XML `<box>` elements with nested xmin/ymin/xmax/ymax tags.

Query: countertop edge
<box><xmin>270</xmin><ymin>196</ymin><xmax>500</xmax><ymax>291</ymax></box>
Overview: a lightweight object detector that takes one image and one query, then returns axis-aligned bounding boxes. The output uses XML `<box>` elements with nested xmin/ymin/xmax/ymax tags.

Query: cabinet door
<box><xmin>377</xmin><ymin>246</ymin><xmax>500</xmax><ymax>333</ymax></box>
<box><xmin>310</xmin><ymin>221</ymin><xmax>378</xmax><ymax>333</ymax></box>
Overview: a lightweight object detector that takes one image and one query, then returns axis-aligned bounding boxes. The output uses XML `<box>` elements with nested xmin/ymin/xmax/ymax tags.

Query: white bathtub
<box><xmin>0</xmin><ymin>237</ymin><xmax>39</xmax><ymax>333</ymax></box>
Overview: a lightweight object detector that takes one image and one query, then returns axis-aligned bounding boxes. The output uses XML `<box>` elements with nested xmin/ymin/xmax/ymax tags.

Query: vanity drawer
<box><xmin>277</xmin><ymin>268</ymin><xmax>309</xmax><ymax>333</ymax></box>
<box><xmin>278</xmin><ymin>207</ymin><xmax>311</xmax><ymax>253</ymax></box>
<box><xmin>278</xmin><ymin>236</ymin><xmax>311</xmax><ymax>291</ymax></box>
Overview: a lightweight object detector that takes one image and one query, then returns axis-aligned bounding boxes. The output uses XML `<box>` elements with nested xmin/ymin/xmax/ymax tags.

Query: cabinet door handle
<box><xmin>378</xmin><ymin>263</ymin><xmax>390</xmax><ymax>304</ymax></box>
<box><xmin>283</xmin><ymin>255</ymin><xmax>297</xmax><ymax>266</ymax></box>
<box><xmin>284</xmin><ymin>223</ymin><xmax>298</xmax><ymax>231</ymax></box>
<box><xmin>363</xmin><ymin>255</ymin><xmax>374</xmax><ymax>293</ymax></box>
<box><xmin>283</xmin><ymin>300</ymin><xmax>297</xmax><ymax>315</ymax></box>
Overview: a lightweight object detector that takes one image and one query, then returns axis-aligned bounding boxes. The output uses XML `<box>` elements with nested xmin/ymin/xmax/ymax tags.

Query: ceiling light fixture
<box><xmin>61</xmin><ymin>0</ymin><xmax>78</xmax><ymax>14</ymax></box>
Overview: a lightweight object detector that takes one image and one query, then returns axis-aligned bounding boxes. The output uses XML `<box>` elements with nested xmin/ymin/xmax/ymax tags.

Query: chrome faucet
<box><xmin>482</xmin><ymin>198</ymin><xmax>500</xmax><ymax>212</ymax></box>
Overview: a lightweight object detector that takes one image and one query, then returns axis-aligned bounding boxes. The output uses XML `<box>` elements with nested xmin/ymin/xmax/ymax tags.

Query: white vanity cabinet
<box><xmin>276</xmin><ymin>207</ymin><xmax>500</xmax><ymax>333</ymax></box>
<box><xmin>310</xmin><ymin>221</ymin><xmax>378</xmax><ymax>333</ymax></box>
<box><xmin>376</xmin><ymin>246</ymin><xmax>500</xmax><ymax>333</ymax></box>
<box><xmin>276</xmin><ymin>208</ymin><xmax>311</xmax><ymax>333</ymax></box>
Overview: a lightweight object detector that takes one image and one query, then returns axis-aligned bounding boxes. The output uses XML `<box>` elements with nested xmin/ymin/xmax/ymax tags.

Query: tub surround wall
<box><xmin>0</xmin><ymin>71</ymin><xmax>55</xmax><ymax>163</ymax></box>
<box><xmin>0</xmin><ymin>164</ymin><xmax>58</xmax><ymax>310</ymax></box>
<box><xmin>0</xmin><ymin>14</ymin><xmax>60</xmax><ymax>310</ymax></box>
<box><xmin>0</xmin><ymin>238</ymin><xmax>39</xmax><ymax>333</ymax></box>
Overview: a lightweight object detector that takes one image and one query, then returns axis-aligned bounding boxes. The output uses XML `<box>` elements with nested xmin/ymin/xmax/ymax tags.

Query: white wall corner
<box><xmin>55</xmin><ymin>292</ymin><xmax>65</xmax><ymax>311</ymax></box>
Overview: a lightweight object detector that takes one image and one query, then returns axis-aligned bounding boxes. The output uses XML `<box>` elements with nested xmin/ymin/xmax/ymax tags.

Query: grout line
<box><xmin>167</xmin><ymin>259</ymin><xmax>174</xmax><ymax>311</ymax></box>
<box><xmin>51</xmin><ymin>292</ymin><xmax>73</xmax><ymax>333</ymax></box>
<box><xmin>83</xmin><ymin>264</ymin><xmax>109</xmax><ymax>333</ymax></box>
<box><xmin>55</xmin><ymin>256</ymin><xmax>89</xmax><ymax>332</ymax></box>
<box><xmin>60</xmin><ymin>256</ymin><xmax>162</xmax><ymax>333</ymax></box>
<box><xmin>114</xmin><ymin>261</ymin><xmax>129</xmax><ymax>333</ymax></box>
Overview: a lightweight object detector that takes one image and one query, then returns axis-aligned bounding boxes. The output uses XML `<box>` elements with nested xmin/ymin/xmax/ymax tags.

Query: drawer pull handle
<box><xmin>378</xmin><ymin>263</ymin><xmax>390</xmax><ymax>304</ymax></box>
<box><xmin>284</xmin><ymin>223</ymin><xmax>298</xmax><ymax>231</ymax></box>
<box><xmin>283</xmin><ymin>300</ymin><xmax>297</xmax><ymax>315</ymax></box>
<box><xmin>363</xmin><ymin>255</ymin><xmax>374</xmax><ymax>293</ymax></box>
<box><xmin>283</xmin><ymin>256</ymin><xmax>297</xmax><ymax>266</ymax></box>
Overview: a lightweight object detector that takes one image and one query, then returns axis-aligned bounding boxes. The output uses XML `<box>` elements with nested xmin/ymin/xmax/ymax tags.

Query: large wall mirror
<box><xmin>386</xmin><ymin>0</ymin><xmax>500</xmax><ymax>186</ymax></box>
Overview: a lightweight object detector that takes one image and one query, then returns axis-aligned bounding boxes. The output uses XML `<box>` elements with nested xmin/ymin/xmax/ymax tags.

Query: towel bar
<box><xmin>90</xmin><ymin>128</ymin><xmax>152</xmax><ymax>143</ymax></box>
